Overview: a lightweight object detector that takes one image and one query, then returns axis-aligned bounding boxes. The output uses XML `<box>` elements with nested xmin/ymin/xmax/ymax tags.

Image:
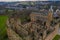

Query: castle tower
<box><xmin>48</xmin><ymin>5</ymin><xmax>53</xmax><ymax>21</ymax></box>
<box><xmin>46</xmin><ymin>6</ymin><xmax>53</xmax><ymax>30</ymax></box>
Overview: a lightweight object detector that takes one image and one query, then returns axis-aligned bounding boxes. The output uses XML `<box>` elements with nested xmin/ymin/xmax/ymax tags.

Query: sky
<box><xmin>0</xmin><ymin>0</ymin><xmax>60</xmax><ymax>2</ymax></box>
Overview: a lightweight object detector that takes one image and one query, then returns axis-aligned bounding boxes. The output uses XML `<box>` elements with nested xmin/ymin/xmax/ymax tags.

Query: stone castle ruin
<box><xmin>6</xmin><ymin>8</ymin><xmax>60</xmax><ymax>40</ymax></box>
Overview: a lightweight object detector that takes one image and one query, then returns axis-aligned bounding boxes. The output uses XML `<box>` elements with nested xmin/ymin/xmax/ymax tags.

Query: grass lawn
<box><xmin>53</xmin><ymin>35</ymin><xmax>60</xmax><ymax>40</ymax></box>
<box><xmin>0</xmin><ymin>15</ymin><xmax>8</xmax><ymax>40</ymax></box>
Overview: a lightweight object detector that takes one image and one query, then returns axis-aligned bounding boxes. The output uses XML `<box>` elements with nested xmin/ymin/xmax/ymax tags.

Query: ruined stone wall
<box><xmin>7</xmin><ymin>27</ymin><xmax>23</xmax><ymax>40</ymax></box>
<box><xmin>6</xmin><ymin>11</ymin><xmax>59</xmax><ymax>40</ymax></box>
<box><xmin>30</xmin><ymin>13</ymin><xmax>47</xmax><ymax>22</ymax></box>
<box><xmin>22</xmin><ymin>22</ymin><xmax>32</xmax><ymax>28</ymax></box>
<box><xmin>45</xmin><ymin>23</ymin><xmax>59</xmax><ymax>40</ymax></box>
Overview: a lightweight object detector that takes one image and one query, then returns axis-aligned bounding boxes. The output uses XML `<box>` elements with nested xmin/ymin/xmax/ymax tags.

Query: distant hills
<box><xmin>0</xmin><ymin>1</ymin><xmax>60</xmax><ymax>10</ymax></box>
<box><xmin>0</xmin><ymin>1</ymin><xmax>60</xmax><ymax>6</ymax></box>
<box><xmin>0</xmin><ymin>1</ymin><xmax>60</xmax><ymax>14</ymax></box>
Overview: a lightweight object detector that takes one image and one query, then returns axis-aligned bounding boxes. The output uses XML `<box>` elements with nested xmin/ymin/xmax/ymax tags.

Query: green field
<box><xmin>53</xmin><ymin>35</ymin><xmax>60</xmax><ymax>40</ymax></box>
<box><xmin>0</xmin><ymin>15</ymin><xmax>8</xmax><ymax>40</ymax></box>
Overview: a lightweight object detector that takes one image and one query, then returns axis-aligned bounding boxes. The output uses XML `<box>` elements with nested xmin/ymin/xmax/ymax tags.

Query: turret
<box><xmin>48</xmin><ymin>5</ymin><xmax>53</xmax><ymax>21</ymax></box>
<box><xmin>46</xmin><ymin>6</ymin><xmax>53</xmax><ymax>30</ymax></box>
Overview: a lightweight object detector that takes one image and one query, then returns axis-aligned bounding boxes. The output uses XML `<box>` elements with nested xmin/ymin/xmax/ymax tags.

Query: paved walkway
<box><xmin>58</xmin><ymin>28</ymin><xmax>60</xmax><ymax>35</ymax></box>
